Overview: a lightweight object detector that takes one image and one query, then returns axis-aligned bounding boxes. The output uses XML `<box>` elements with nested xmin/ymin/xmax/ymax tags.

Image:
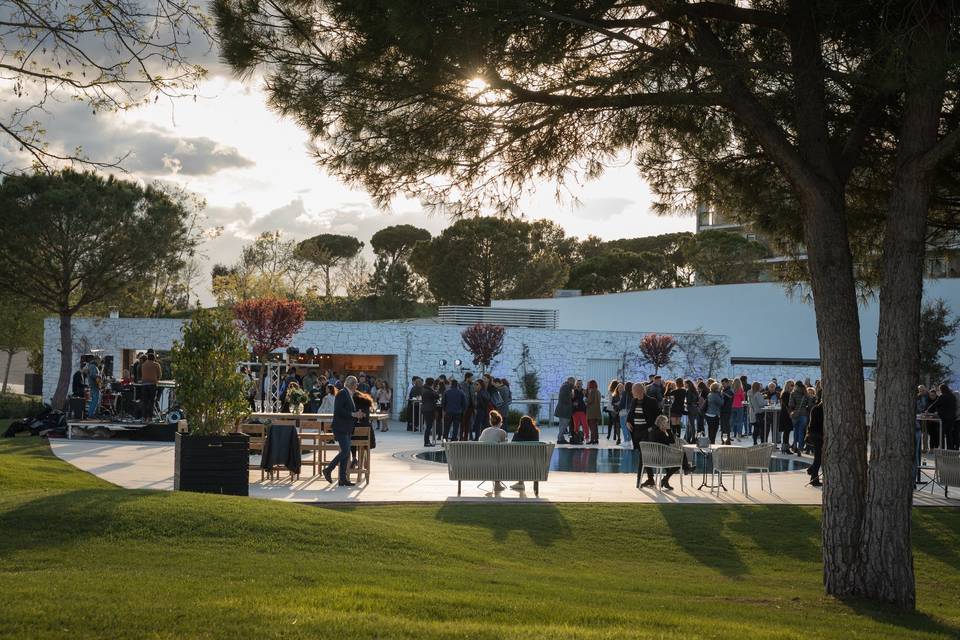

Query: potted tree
<box><xmin>172</xmin><ymin>308</ymin><xmax>251</xmax><ymax>496</ymax></box>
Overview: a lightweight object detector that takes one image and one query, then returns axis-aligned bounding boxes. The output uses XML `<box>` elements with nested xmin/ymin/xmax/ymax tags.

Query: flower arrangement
<box><xmin>286</xmin><ymin>384</ymin><xmax>309</xmax><ymax>413</ymax></box>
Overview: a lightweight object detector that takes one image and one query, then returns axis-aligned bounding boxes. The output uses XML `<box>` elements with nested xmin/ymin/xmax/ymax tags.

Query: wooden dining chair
<box><xmin>350</xmin><ymin>426</ymin><xmax>372</xmax><ymax>484</ymax></box>
<box><xmin>237</xmin><ymin>422</ymin><xmax>266</xmax><ymax>481</ymax></box>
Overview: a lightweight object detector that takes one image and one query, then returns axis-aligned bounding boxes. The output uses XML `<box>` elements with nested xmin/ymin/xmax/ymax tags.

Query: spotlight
<box><xmin>454</xmin><ymin>359</ymin><xmax>462</xmax><ymax>367</ymax></box>
<box><xmin>439</xmin><ymin>359</ymin><xmax>447</xmax><ymax>367</ymax></box>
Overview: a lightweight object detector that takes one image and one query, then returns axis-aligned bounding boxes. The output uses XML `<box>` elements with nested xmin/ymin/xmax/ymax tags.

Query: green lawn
<box><xmin>0</xmin><ymin>438</ymin><xmax>958</xmax><ymax>639</ymax></box>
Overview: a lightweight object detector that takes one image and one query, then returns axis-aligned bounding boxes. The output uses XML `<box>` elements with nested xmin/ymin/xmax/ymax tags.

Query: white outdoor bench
<box><xmin>444</xmin><ymin>441</ymin><xmax>555</xmax><ymax>497</ymax></box>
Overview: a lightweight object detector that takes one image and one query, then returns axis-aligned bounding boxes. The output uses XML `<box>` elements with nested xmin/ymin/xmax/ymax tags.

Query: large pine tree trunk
<box><xmin>858</xmin><ymin>4</ymin><xmax>948</xmax><ymax>608</ymax></box>
<box><xmin>52</xmin><ymin>312</ymin><xmax>72</xmax><ymax>409</ymax></box>
<box><xmin>801</xmin><ymin>191</ymin><xmax>868</xmax><ymax>598</ymax></box>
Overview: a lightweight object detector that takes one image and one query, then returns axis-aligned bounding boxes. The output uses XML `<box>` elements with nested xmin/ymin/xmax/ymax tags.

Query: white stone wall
<box><xmin>43</xmin><ymin>317</ymin><xmax>659</xmax><ymax>415</ymax></box>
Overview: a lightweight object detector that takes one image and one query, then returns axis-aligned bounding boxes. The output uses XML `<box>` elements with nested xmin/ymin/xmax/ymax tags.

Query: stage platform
<box><xmin>66</xmin><ymin>420</ymin><xmax>176</xmax><ymax>442</ymax></box>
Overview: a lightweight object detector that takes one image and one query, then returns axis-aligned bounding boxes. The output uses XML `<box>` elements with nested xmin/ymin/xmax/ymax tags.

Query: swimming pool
<box><xmin>415</xmin><ymin>447</ymin><xmax>811</xmax><ymax>474</ymax></box>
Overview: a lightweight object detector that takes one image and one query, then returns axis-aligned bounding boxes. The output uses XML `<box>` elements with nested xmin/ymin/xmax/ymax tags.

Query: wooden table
<box><xmin>248</xmin><ymin>412</ymin><xmax>386</xmax><ymax>483</ymax></box>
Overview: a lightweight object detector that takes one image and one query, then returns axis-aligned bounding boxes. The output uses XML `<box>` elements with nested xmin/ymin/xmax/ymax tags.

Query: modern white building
<box><xmin>42</xmin><ymin>279</ymin><xmax>960</xmax><ymax>415</ymax></box>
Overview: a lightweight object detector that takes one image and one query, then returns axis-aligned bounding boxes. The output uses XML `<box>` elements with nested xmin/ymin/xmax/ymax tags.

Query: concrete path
<box><xmin>48</xmin><ymin>422</ymin><xmax>957</xmax><ymax>506</ymax></box>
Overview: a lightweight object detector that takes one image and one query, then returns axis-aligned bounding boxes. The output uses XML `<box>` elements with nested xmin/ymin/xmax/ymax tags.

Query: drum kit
<box><xmin>92</xmin><ymin>380</ymin><xmax>181</xmax><ymax>424</ymax></box>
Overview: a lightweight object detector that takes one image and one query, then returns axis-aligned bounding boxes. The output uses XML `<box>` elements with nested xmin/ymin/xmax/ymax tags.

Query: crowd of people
<box><xmin>243</xmin><ymin>366</ymin><xmax>394</xmax><ymax>430</ymax></box>
<box><xmin>403</xmin><ymin>373</ymin><xmax>514</xmax><ymax>447</ymax></box>
<box><xmin>552</xmin><ymin>373</ymin><xmax>827</xmax><ymax>487</ymax></box>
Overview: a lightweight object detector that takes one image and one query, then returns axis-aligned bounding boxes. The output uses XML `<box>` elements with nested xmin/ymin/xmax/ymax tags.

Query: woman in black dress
<box><xmin>351</xmin><ymin>390</ymin><xmax>376</xmax><ymax>468</ymax></box>
<box><xmin>778</xmin><ymin>380</ymin><xmax>795</xmax><ymax>454</ymax></box>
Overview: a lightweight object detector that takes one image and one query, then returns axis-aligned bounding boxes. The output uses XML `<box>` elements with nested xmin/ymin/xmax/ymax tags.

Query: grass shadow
<box><xmin>726</xmin><ymin>504</ymin><xmax>822</xmax><ymax>563</ymax></box>
<box><xmin>656</xmin><ymin>504</ymin><xmax>749</xmax><ymax>578</ymax></box>
<box><xmin>434</xmin><ymin>501</ymin><xmax>571</xmax><ymax>548</ymax></box>
<box><xmin>913</xmin><ymin>508</ymin><xmax>960</xmax><ymax>572</ymax></box>
<box><xmin>839</xmin><ymin>596</ymin><xmax>960</xmax><ymax>638</ymax></box>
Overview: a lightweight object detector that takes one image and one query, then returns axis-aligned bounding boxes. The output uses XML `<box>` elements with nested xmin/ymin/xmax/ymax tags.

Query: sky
<box><xmin>0</xmin><ymin>51</ymin><xmax>695</xmax><ymax>306</ymax></box>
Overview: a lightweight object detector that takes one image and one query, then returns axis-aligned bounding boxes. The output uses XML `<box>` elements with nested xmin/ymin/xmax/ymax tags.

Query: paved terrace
<box><xmin>49</xmin><ymin>421</ymin><xmax>957</xmax><ymax>506</ymax></box>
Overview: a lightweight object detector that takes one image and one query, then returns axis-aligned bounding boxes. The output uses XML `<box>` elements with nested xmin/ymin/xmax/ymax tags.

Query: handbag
<box><xmin>696</xmin><ymin>435</ymin><xmax>711</xmax><ymax>448</ymax></box>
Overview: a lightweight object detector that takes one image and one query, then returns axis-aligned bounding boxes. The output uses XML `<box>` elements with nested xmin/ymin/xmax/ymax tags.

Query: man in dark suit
<box><xmin>324</xmin><ymin>375</ymin><xmax>363</xmax><ymax>487</ymax></box>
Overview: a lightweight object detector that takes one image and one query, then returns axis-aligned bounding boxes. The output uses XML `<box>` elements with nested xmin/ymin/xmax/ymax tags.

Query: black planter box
<box><xmin>174</xmin><ymin>432</ymin><xmax>249</xmax><ymax>496</ymax></box>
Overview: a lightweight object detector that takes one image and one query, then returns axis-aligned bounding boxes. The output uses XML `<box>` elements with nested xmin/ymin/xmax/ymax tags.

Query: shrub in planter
<box><xmin>171</xmin><ymin>308</ymin><xmax>251</xmax><ymax>496</ymax></box>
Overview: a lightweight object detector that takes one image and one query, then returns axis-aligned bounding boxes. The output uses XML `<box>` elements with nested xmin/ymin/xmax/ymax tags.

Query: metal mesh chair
<box><xmin>744</xmin><ymin>443</ymin><xmax>777</xmax><ymax>493</ymax></box>
<box><xmin>932</xmin><ymin>449</ymin><xmax>960</xmax><ymax>499</ymax></box>
<box><xmin>712</xmin><ymin>446</ymin><xmax>750</xmax><ymax>495</ymax></box>
<box><xmin>637</xmin><ymin>442</ymin><xmax>685</xmax><ymax>492</ymax></box>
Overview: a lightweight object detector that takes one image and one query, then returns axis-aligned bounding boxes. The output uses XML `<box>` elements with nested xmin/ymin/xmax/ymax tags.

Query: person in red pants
<box><xmin>571</xmin><ymin>379</ymin><xmax>588</xmax><ymax>443</ymax></box>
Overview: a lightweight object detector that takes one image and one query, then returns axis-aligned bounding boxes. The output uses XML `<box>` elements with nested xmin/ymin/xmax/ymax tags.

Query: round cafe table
<box><xmin>685</xmin><ymin>444</ymin><xmax>727</xmax><ymax>492</ymax></box>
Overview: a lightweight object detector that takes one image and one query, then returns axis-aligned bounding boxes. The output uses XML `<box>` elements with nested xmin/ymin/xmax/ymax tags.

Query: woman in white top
<box><xmin>376</xmin><ymin>381</ymin><xmax>392</xmax><ymax>431</ymax></box>
<box><xmin>317</xmin><ymin>385</ymin><xmax>337</xmax><ymax>427</ymax></box>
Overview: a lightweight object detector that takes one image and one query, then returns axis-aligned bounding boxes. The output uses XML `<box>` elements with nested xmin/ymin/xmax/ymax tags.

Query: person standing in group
<box><xmin>132</xmin><ymin>353</ymin><xmax>145</xmax><ymax>383</ymax></box>
<box><xmin>554</xmin><ymin>376</ymin><xmax>574</xmax><ymax>444</ymax></box>
<box><xmin>318</xmin><ymin>384</ymin><xmax>337</xmax><ymax>428</ymax></box>
<box><xmin>628</xmin><ymin>383</ymin><xmax>660</xmax><ymax>450</ymax></box>
<box><xmin>778</xmin><ymin>380</ymin><xmax>796</xmax><ymax>454</ymax></box>
<box><xmin>323</xmin><ymin>375</ymin><xmax>363</xmax><ymax>487</ymax></box>
<box><xmin>789</xmin><ymin>379</ymin><xmax>811</xmax><ymax>455</ymax></box>
<box><xmin>85</xmin><ymin>355</ymin><xmax>102</xmax><ymax>418</ymax></box>
<box><xmin>460</xmin><ymin>372</ymin><xmax>476</xmax><ymax>441</ymax></box>
<box><xmin>730</xmin><ymin>378</ymin><xmax>746</xmax><ymax>441</ymax></box>
<box><xmin>667</xmin><ymin>378</ymin><xmax>685</xmax><ymax>441</ymax></box>
<box><xmin>473</xmin><ymin>379</ymin><xmax>492</xmax><ymax>441</ymax></box>
<box><xmin>496</xmin><ymin>379</ymin><xmax>512</xmax><ymax>427</ymax></box>
<box><xmin>619</xmin><ymin>381</ymin><xmax>634</xmax><ymax>446</ymax></box>
<box><xmin>806</xmin><ymin>394</ymin><xmax>824</xmax><ymax>487</ymax></box>
<box><xmin>684</xmin><ymin>379</ymin><xmax>702</xmax><ymax>443</ymax></box>
<box><xmin>139</xmin><ymin>352</ymin><xmax>162</xmax><ymax>423</ymax></box>
<box><xmin>442</xmin><ymin>379</ymin><xmax>467</xmax><ymax>441</ymax></box>
<box><xmin>433</xmin><ymin>378</ymin><xmax>446</xmax><ymax>440</ymax></box>
<box><xmin>704</xmin><ymin>382</ymin><xmax>723</xmax><ymax>444</ymax></box>
<box><xmin>748</xmin><ymin>381</ymin><xmax>767</xmax><ymax>444</ymax></box>
<box><xmin>406</xmin><ymin>376</ymin><xmax>423</xmax><ymax>432</ymax></box>
<box><xmin>350</xmin><ymin>387</ymin><xmax>376</xmax><ymax>470</ymax></box>
<box><xmin>585</xmin><ymin>379</ymin><xmax>602</xmax><ymax>445</ymax></box>
<box><xmin>719</xmin><ymin>378</ymin><xmax>734</xmax><ymax>445</ymax></box>
<box><xmin>375</xmin><ymin>380</ymin><xmax>392</xmax><ymax>431</ymax></box>
<box><xmin>606</xmin><ymin>380</ymin><xmax>621</xmax><ymax>443</ymax></box>
<box><xmin>420</xmin><ymin>377</ymin><xmax>439</xmax><ymax>446</ymax></box>
<box><xmin>571</xmin><ymin>379</ymin><xmax>588</xmax><ymax>443</ymax></box>
<box><xmin>928</xmin><ymin>383</ymin><xmax>958</xmax><ymax>450</ymax></box>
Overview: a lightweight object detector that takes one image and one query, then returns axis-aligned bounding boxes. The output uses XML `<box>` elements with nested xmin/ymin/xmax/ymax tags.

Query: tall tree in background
<box><xmin>215</xmin><ymin>0</ymin><xmax>960</xmax><ymax>606</ymax></box>
<box><xmin>461</xmin><ymin>323</ymin><xmax>505</xmax><ymax>375</ymax></box>
<box><xmin>411</xmin><ymin>217</ymin><xmax>569</xmax><ymax>305</ymax></box>
<box><xmin>919</xmin><ymin>299</ymin><xmax>960</xmax><ymax>386</ymax></box>
<box><xmin>0</xmin><ymin>170</ymin><xmax>195</xmax><ymax>407</ymax></box>
<box><xmin>0</xmin><ymin>296</ymin><xmax>43</xmax><ymax>394</ymax></box>
<box><xmin>639</xmin><ymin>334</ymin><xmax>678</xmax><ymax>375</ymax></box>
<box><xmin>212</xmin><ymin>231</ymin><xmax>319</xmax><ymax>305</ymax></box>
<box><xmin>689</xmin><ymin>231</ymin><xmax>769</xmax><ymax>285</ymax></box>
<box><xmin>296</xmin><ymin>233</ymin><xmax>363</xmax><ymax>298</ymax></box>
<box><xmin>370</xmin><ymin>225</ymin><xmax>430</xmax><ymax>314</ymax></box>
<box><xmin>1</xmin><ymin>1</ymin><xmax>210</xmax><ymax>171</ymax></box>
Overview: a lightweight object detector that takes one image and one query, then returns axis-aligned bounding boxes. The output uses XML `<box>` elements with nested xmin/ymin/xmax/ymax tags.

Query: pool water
<box><xmin>415</xmin><ymin>447</ymin><xmax>811</xmax><ymax>474</ymax></box>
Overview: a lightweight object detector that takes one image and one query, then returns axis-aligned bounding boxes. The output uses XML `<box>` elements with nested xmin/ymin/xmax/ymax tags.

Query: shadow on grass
<box><xmin>726</xmin><ymin>504</ymin><xmax>821</xmax><ymax>563</ymax></box>
<box><xmin>840</xmin><ymin>596</ymin><xmax>960</xmax><ymax>638</ymax></box>
<box><xmin>656</xmin><ymin>505</ymin><xmax>749</xmax><ymax>577</ymax></box>
<box><xmin>434</xmin><ymin>501</ymin><xmax>571</xmax><ymax>547</ymax></box>
<box><xmin>913</xmin><ymin>508</ymin><xmax>960</xmax><ymax>572</ymax></box>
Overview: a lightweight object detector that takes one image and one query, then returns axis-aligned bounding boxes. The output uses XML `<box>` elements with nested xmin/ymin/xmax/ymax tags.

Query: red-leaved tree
<box><xmin>461</xmin><ymin>323</ymin><xmax>505</xmax><ymax>374</ymax></box>
<box><xmin>233</xmin><ymin>297</ymin><xmax>306</xmax><ymax>360</ymax></box>
<box><xmin>639</xmin><ymin>333</ymin><xmax>677</xmax><ymax>375</ymax></box>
